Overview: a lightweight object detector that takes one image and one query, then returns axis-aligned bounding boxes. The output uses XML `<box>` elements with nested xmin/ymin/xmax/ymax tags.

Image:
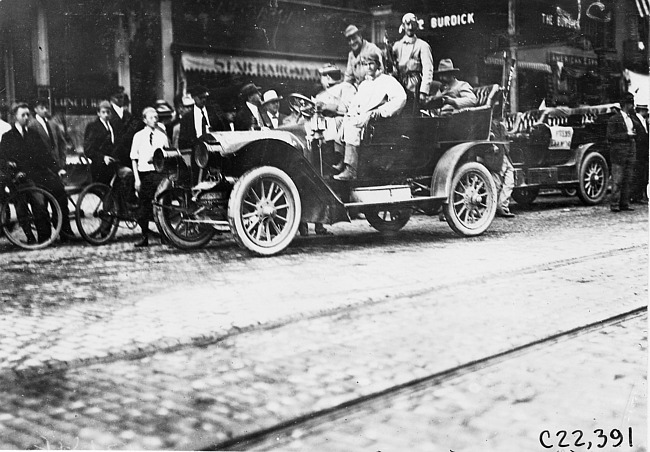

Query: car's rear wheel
<box><xmin>444</xmin><ymin>162</ymin><xmax>497</xmax><ymax>236</ymax></box>
<box><xmin>364</xmin><ymin>208</ymin><xmax>411</xmax><ymax>232</ymax></box>
<box><xmin>577</xmin><ymin>152</ymin><xmax>608</xmax><ymax>205</ymax></box>
<box><xmin>228</xmin><ymin>166</ymin><xmax>301</xmax><ymax>256</ymax></box>
<box><xmin>512</xmin><ymin>187</ymin><xmax>539</xmax><ymax>207</ymax></box>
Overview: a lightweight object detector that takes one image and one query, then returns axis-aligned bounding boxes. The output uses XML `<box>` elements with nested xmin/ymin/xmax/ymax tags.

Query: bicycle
<box><xmin>0</xmin><ymin>162</ymin><xmax>62</xmax><ymax>250</ymax></box>
<box><xmin>75</xmin><ymin>164</ymin><xmax>140</xmax><ymax>245</ymax></box>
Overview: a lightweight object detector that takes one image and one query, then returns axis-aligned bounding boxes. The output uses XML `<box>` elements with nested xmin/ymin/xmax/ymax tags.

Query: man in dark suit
<box><xmin>234</xmin><ymin>83</ymin><xmax>271</xmax><ymax>131</ymax></box>
<box><xmin>29</xmin><ymin>98</ymin><xmax>67</xmax><ymax>169</ymax></box>
<box><xmin>109</xmin><ymin>88</ymin><xmax>134</xmax><ymax>167</ymax></box>
<box><xmin>261</xmin><ymin>90</ymin><xmax>286</xmax><ymax>129</ymax></box>
<box><xmin>84</xmin><ymin>101</ymin><xmax>118</xmax><ymax>185</ymax></box>
<box><xmin>607</xmin><ymin>93</ymin><xmax>641</xmax><ymax>212</ymax></box>
<box><xmin>0</xmin><ymin>102</ymin><xmax>75</xmax><ymax>242</ymax></box>
<box><xmin>178</xmin><ymin>85</ymin><xmax>228</xmax><ymax>150</ymax></box>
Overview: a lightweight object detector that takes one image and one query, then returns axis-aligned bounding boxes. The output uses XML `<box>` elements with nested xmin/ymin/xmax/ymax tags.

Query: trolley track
<box><xmin>212</xmin><ymin>306</ymin><xmax>647</xmax><ymax>451</ymax></box>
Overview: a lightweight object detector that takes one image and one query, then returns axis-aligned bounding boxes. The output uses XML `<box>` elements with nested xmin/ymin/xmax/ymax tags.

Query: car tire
<box><xmin>577</xmin><ymin>152</ymin><xmax>609</xmax><ymax>205</ymax></box>
<box><xmin>364</xmin><ymin>207</ymin><xmax>411</xmax><ymax>232</ymax></box>
<box><xmin>511</xmin><ymin>187</ymin><xmax>539</xmax><ymax>207</ymax></box>
<box><xmin>560</xmin><ymin>187</ymin><xmax>577</xmax><ymax>197</ymax></box>
<box><xmin>156</xmin><ymin>187</ymin><xmax>215</xmax><ymax>250</ymax></box>
<box><xmin>228</xmin><ymin>166</ymin><xmax>301</xmax><ymax>256</ymax></box>
<box><xmin>444</xmin><ymin>162</ymin><xmax>497</xmax><ymax>237</ymax></box>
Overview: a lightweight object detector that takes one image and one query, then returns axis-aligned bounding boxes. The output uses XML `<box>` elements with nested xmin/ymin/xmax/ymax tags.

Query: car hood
<box><xmin>205</xmin><ymin>124</ymin><xmax>309</xmax><ymax>155</ymax></box>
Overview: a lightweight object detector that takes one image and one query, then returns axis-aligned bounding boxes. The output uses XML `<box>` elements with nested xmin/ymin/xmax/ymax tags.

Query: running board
<box><xmin>344</xmin><ymin>195</ymin><xmax>444</xmax><ymax>209</ymax></box>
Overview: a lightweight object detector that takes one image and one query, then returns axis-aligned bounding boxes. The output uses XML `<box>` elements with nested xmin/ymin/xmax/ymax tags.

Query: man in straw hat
<box><xmin>343</xmin><ymin>24</ymin><xmax>383</xmax><ymax>87</ymax></box>
<box><xmin>430</xmin><ymin>58</ymin><xmax>477</xmax><ymax>115</ymax></box>
<box><xmin>261</xmin><ymin>90</ymin><xmax>286</xmax><ymax>129</ymax></box>
<box><xmin>334</xmin><ymin>53</ymin><xmax>406</xmax><ymax>181</ymax></box>
<box><xmin>391</xmin><ymin>12</ymin><xmax>434</xmax><ymax>115</ymax></box>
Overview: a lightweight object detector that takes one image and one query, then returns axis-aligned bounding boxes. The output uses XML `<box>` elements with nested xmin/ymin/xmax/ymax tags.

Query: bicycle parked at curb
<box><xmin>0</xmin><ymin>161</ymin><xmax>62</xmax><ymax>250</ymax></box>
<box><xmin>74</xmin><ymin>163</ymin><xmax>140</xmax><ymax>245</ymax></box>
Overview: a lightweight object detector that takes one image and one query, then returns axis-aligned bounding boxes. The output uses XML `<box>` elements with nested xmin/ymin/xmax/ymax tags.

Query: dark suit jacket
<box><xmin>178</xmin><ymin>106</ymin><xmax>228</xmax><ymax>149</ymax></box>
<box><xmin>234</xmin><ymin>104</ymin><xmax>272</xmax><ymax>131</ymax></box>
<box><xmin>607</xmin><ymin>111</ymin><xmax>640</xmax><ymax>164</ymax></box>
<box><xmin>0</xmin><ymin>126</ymin><xmax>60</xmax><ymax>180</ymax></box>
<box><xmin>262</xmin><ymin>110</ymin><xmax>287</xmax><ymax>129</ymax></box>
<box><xmin>28</xmin><ymin>117</ymin><xmax>67</xmax><ymax>168</ymax></box>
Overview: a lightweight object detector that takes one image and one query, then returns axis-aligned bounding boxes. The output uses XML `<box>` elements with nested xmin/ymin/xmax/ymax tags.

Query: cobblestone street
<box><xmin>0</xmin><ymin>195</ymin><xmax>647</xmax><ymax>450</ymax></box>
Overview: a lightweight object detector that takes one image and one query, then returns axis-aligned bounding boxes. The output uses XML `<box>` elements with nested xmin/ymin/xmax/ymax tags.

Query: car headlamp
<box><xmin>195</xmin><ymin>142</ymin><xmax>223</xmax><ymax>168</ymax></box>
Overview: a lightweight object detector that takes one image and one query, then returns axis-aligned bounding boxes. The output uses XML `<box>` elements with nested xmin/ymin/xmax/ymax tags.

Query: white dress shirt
<box><xmin>621</xmin><ymin>111</ymin><xmax>635</xmax><ymax>135</ymax></box>
<box><xmin>112</xmin><ymin>103</ymin><xmax>124</xmax><ymax>120</ymax></box>
<box><xmin>35</xmin><ymin>115</ymin><xmax>49</xmax><ymax>137</ymax></box>
<box><xmin>266</xmin><ymin>111</ymin><xmax>279</xmax><ymax>129</ymax></box>
<box><xmin>130</xmin><ymin>126</ymin><xmax>169</xmax><ymax>172</ymax></box>
<box><xmin>193</xmin><ymin>105</ymin><xmax>211</xmax><ymax>138</ymax></box>
<box><xmin>247</xmin><ymin>102</ymin><xmax>263</xmax><ymax>127</ymax></box>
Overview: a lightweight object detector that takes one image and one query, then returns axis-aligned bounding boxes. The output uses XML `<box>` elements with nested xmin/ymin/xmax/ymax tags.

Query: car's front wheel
<box><xmin>228</xmin><ymin>166</ymin><xmax>301</xmax><ymax>256</ymax></box>
<box><xmin>577</xmin><ymin>152</ymin><xmax>608</xmax><ymax>205</ymax></box>
<box><xmin>444</xmin><ymin>162</ymin><xmax>497</xmax><ymax>237</ymax></box>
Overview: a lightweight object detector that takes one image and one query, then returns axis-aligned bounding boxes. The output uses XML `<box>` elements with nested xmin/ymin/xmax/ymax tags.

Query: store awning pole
<box><xmin>508</xmin><ymin>0</ymin><xmax>518</xmax><ymax>113</ymax></box>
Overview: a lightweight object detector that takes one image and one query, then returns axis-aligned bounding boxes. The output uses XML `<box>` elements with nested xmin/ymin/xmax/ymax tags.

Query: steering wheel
<box><xmin>288</xmin><ymin>93</ymin><xmax>316</xmax><ymax>119</ymax></box>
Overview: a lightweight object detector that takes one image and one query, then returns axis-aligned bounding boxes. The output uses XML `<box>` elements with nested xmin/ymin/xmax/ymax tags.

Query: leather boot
<box><xmin>135</xmin><ymin>222</ymin><xmax>149</xmax><ymax>247</ymax></box>
<box><xmin>333</xmin><ymin>144</ymin><xmax>358</xmax><ymax>180</ymax></box>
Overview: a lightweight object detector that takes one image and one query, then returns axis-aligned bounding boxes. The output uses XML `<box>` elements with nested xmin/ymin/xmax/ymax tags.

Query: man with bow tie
<box><xmin>261</xmin><ymin>90</ymin><xmax>286</xmax><ymax>129</ymax></box>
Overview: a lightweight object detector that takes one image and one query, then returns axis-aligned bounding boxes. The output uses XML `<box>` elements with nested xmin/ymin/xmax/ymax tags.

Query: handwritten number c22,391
<box><xmin>539</xmin><ymin>428</ymin><xmax>632</xmax><ymax>449</ymax></box>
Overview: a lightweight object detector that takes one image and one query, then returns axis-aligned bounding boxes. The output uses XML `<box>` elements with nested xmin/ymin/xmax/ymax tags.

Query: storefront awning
<box><xmin>181</xmin><ymin>51</ymin><xmax>342</xmax><ymax>81</ymax></box>
<box><xmin>636</xmin><ymin>0</ymin><xmax>650</xmax><ymax>17</ymax></box>
<box><xmin>484</xmin><ymin>57</ymin><xmax>552</xmax><ymax>73</ymax></box>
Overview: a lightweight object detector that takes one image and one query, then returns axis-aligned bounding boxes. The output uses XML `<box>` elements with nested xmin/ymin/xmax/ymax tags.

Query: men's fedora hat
<box><xmin>620</xmin><ymin>92</ymin><xmax>635</xmax><ymax>105</ymax></box>
<box><xmin>435</xmin><ymin>58</ymin><xmax>461</xmax><ymax>74</ymax></box>
<box><xmin>344</xmin><ymin>25</ymin><xmax>360</xmax><ymax>38</ymax></box>
<box><xmin>240</xmin><ymin>82</ymin><xmax>261</xmax><ymax>98</ymax></box>
<box><xmin>189</xmin><ymin>85</ymin><xmax>210</xmax><ymax>97</ymax></box>
<box><xmin>262</xmin><ymin>90</ymin><xmax>282</xmax><ymax>105</ymax></box>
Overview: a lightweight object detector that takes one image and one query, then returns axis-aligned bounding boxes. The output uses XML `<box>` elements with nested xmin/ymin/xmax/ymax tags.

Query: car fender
<box><xmin>227</xmin><ymin>138</ymin><xmax>350</xmax><ymax>225</ymax></box>
<box><xmin>574</xmin><ymin>142</ymin><xmax>608</xmax><ymax>172</ymax></box>
<box><xmin>431</xmin><ymin>141</ymin><xmax>505</xmax><ymax>200</ymax></box>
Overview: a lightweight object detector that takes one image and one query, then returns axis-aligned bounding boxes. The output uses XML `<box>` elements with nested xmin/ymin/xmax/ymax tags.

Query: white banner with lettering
<box><xmin>548</xmin><ymin>126</ymin><xmax>574</xmax><ymax>150</ymax></box>
<box><xmin>181</xmin><ymin>52</ymin><xmax>333</xmax><ymax>81</ymax></box>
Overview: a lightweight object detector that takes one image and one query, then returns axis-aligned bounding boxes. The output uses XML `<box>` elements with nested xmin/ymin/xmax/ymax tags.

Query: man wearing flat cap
<box><xmin>392</xmin><ymin>13</ymin><xmax>434</xmax><ymax>115</ymax></box>
<box><xmin>607</xmin><ymin>92</ymin><xmax>641</xmax><ymax>212</ymax></box>
<box><xmin>429</xmin><ymin>59</ymin><xmax>477</xmax><ymax>115</ymax></box>
<box><xmin>335</xmin><ymin>53</ymin><xmax>406</xmax><ymax>180</ymax></box>
<box><xmin>178</xmin><ymin>85</ymin><xmax>228</xmax><ymax>150</ymax></box>
<box><xmin>343</xmin><ymin>24</ymin><xmax>383</xmax><ymax>88</ymax></box>
<box><xmin>261</xmin><ymin>90</ymin><xmax>286</xmax><ymax>129</ymax></box>
<box><xmin>235</xmin><ymin>83</ymin><xmax>270</xmax><ymax>131</ymax></box>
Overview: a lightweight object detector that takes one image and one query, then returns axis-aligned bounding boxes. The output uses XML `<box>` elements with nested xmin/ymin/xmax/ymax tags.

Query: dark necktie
<box><xmin>45</xmin><ymin>121</ymin><xmax>54</xmax><ymax>149</ymax></box>
<box><xmin>149</xmin><ymin>130</ymin><xmax>154</xmax><ymax>146</ymax></box>
<box><xmin>201</xmin><ymin>110</ymin><xmax>208</xmax><ymax>136</ymax></box>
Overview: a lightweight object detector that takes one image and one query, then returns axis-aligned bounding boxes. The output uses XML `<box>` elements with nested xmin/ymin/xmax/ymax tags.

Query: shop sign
<box><xmin>548</xmin><ymin>126</ymin><xmax>574</xmax><ymax>150</ymax></box>
<box><xmin>549</xmin><ymin>52</ymin><xmax>598</xmax><ymax>67</ymax></box>
<box><xmin>429</xmin><ymin>12</ymin><xmax>475</xmax><ymax>29</ymax></box>
<box><xmin>541</xmin><ymin>7</ymin><xmax>580</xmax><ymax>29</ymax></box>
<box><xmin>181</xmin><ymin>52</ymin><xmax>329</xmax><ymax>81</ymax></box>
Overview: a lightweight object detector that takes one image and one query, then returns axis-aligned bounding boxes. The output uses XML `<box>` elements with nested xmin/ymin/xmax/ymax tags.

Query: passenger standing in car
<box><xmin>335</xmin><ymin>53</ymin><xmax>406</xmax><ymax>181</ymax></box>
<box><xmin>343</xmin><ymin>25</ymin><xmax>383</xmax><ymax>88</ymax></box>
<box><xmin>631</xmin><ymin>104</ymin><xmax>648</xmax><ymax>203</ymax></box>
<box><xmin>131</xmin><ymin>107</ymin><xmax>168</xmax><ymax>247</ymax></box>
<box><xmin>607</xmin><ymin>93</ymin><xmax>639</xmax><ymax>212</ymax></box>
<box><xmin>391</xmin><ymin>13</ymin><xmax>434</xmax><ymax>115</ymax></box>
<box><xmin>178</xmin><ymin>85</ymin><xmax>228</xmax><ymax>150</ymax></box>
<box><xmin>235</xmin><ymin>83</ymin><xmax>270</xmax><ymax>131</ymax></box>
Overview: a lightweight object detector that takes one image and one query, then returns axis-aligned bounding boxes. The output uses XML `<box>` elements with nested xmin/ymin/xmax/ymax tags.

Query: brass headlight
<box><xmin>195</xmin><ymin>142</ymin><xmax>223</xmax><ymax>168</ymax></box>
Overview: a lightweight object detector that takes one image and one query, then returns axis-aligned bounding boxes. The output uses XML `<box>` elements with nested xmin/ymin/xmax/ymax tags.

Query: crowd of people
<box><xmin>0</xmin><ymin>12</ymin><xmax>646</xmax><ymax>248</ymax></box>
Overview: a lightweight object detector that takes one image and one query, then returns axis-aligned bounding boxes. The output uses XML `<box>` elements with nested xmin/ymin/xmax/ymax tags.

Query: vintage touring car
<box><xmin>153</xmin><ymin>85</ymin><xmax>507</xmax><ymax>256</ymax></box>
<box><xmin>507</xmin><ymin>103</ymin><xmax>617</xmax><ymax>206</ymax></box>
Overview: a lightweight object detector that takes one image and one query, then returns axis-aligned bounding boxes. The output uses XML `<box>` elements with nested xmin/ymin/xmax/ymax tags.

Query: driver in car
<box><xmin>334</xmin><ymin>53</ymin><xmax>406</xmax><ymax>180</ymax></box>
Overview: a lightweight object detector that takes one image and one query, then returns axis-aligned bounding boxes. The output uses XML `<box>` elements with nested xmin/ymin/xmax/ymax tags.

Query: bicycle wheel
<box><xmin>1</xmin><ymin>186</ymin><xmax>62</xmax><ymax>250</ymax></box>
<box><xmin>75</xmin><ymin>183</ymin><xmax>119</xmax><ymax>245</ymax></box>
